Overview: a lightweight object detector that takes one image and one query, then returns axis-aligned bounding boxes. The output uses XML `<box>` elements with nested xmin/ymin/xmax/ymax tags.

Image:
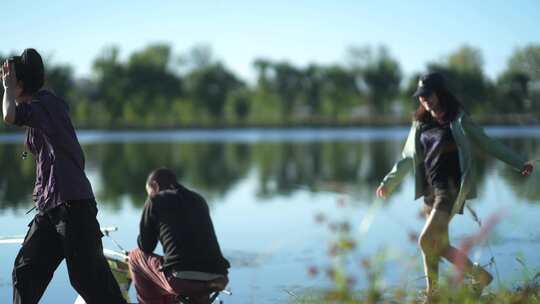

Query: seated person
<box><xmin>129</xmin><ymin>168</ymin><xmax>230</xmax><ymax>304</ymax></box>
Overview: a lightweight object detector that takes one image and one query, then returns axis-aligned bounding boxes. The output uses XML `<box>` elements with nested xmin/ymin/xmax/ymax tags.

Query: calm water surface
<box><xmin>1</xmin><ymin>127</ymin><xmax>540</xmax><ymax>303</ymax></box>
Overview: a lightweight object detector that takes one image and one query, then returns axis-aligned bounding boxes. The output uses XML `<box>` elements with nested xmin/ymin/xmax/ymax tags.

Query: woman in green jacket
<box><xmin>376</xmin><ymin>72</ymin><xmax>533</xmax><ymax>301</ymax></box>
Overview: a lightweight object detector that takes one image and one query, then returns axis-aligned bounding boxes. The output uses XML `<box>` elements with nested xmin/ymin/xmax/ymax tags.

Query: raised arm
<box><xmin>2</xmin><ymin>60</ymin><xmax>17</xmax><ymax>124</ymax></box>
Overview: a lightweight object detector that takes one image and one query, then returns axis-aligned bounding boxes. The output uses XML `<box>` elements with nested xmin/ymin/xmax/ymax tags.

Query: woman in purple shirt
<box><xmin>2</xmin><ymin>49</ymin><xmax>126</xmax><ymax>304</ymax></box>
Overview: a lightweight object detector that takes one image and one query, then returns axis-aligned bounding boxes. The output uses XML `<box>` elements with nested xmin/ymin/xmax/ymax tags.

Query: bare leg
<box><xmin>418</xmin><ymin>207</ymin><xmax>451</xmax><ymax>295</ymax></box>
<box><xmin>420</xmin><ymin>205</ymin><xmax>492</xmax><ymax>297</ymax></box>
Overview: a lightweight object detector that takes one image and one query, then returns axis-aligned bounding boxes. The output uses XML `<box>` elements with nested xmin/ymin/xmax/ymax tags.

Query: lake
<box><xmin>1</xmin><ymin>126</ymin><xmax>540</xmax><ymax>303</ymax></box>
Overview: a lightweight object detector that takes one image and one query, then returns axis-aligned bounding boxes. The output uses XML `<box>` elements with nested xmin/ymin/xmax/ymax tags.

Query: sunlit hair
<box><xmin>414</xmin><ymin>86</ymin><xmax>463</xmax><ymax>124</ymax></box>
<box><xmin>146</xmin><ymin>167</ymin><xmax>180</xmax><ymax>191</ymax></box>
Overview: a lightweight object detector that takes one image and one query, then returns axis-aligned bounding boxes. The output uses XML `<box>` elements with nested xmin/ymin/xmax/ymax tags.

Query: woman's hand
<box><xmin>521</xmin><ymin>161</ymin><xmax>534</xmax><ymax>177</ymax></box>
<box><xmin>376</xmin><ymin>184</ymin><xmax>388</xmax><ymax>199</ymax></box>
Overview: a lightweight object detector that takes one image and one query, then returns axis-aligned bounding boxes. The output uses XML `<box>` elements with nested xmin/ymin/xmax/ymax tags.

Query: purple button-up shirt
<box><xmin>14</xmin><ymin>90</ymin><xmax>94</xmax><ymax>211</ymax></box>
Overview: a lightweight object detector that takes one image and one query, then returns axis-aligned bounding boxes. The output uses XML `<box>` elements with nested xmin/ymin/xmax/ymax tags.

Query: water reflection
<box><xmin>0</xmin><ymin>144</ymin><xmax>36</xmax><ymax>211</ymax></box>
<box><xmin>1</xmin><ymin>130</ymin><xmax>539</xmax><ymax>211</ymax></box>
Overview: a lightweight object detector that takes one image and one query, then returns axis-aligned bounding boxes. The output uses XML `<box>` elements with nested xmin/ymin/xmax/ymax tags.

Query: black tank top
<box><xmin>420</xmin><ymin>121</ymin><xmax>461</xmax><ymax>190</ymax></box>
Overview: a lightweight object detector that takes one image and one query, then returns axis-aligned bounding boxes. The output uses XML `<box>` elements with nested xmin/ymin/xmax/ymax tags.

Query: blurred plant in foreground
<box><xmin>296</xmin><ymin>197</ymin><xmax>540</xmax><ymax>304</ymax></box>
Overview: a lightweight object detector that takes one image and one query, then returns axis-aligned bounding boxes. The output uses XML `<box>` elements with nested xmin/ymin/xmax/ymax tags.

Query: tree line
<box><xmin>1</xmin><ymin>43</ymin><xmax>539</xmax><ymax>128</ymax></box>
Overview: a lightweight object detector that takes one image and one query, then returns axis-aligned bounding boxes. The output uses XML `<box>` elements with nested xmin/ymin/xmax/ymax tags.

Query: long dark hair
<box><xmin>414</xmin><ymin>87</ymin><xmax>463</xmax><ymax>125</ymax></box>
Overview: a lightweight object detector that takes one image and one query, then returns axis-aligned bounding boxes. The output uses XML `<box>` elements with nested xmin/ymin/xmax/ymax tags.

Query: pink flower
<box><xmin>307</xmin><ymin>265</ymin><xmax>319</xmax><ymax>277</ymax></box>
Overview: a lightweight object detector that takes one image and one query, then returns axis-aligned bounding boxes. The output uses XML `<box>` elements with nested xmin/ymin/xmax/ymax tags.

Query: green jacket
<box><xmin>381</xmin><ymin>111</ymin><xmax>527</xmax><ymax>217</ymax></box>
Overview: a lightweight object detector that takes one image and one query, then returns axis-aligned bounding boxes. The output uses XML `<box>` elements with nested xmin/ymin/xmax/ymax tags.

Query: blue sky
<box><xmin>2</xmin><ymin>0</ymin><xmax>539</xmax><ymax>82</ymax></box>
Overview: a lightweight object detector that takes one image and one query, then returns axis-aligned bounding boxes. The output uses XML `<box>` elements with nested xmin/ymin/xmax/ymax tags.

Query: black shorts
<box><xmin>424</xmin><ymin>185</ymin><xmax>463</xmax><ymax>215</ymax></box>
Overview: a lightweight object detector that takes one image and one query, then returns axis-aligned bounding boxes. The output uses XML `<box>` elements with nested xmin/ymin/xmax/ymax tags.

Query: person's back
<box><xmin>138</xmin><ymin>185</ymin><xmax>230</xmax><ymax>274</ymax></box>
<box><xmin>129</xmin><ymin>168</ymin><xmax>230</xmax><ymax>304</ymax></box>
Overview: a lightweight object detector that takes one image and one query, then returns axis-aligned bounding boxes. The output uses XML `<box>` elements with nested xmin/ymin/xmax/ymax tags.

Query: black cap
<box><xmin>413</xmin><ymin>72</ymin><xmax>445</xmax><ymax>98</ymax></box>
<box><xmin>20</xmin><ymin>48</ymin><xmax>45</xmax><ymax>94</ymax></box>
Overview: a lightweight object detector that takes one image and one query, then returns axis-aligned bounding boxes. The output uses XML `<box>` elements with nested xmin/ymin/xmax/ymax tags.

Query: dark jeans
<box><xmin>12</xmin><ymin>200</ymin><xmax>127</xmax><ymax>304</ymax></box>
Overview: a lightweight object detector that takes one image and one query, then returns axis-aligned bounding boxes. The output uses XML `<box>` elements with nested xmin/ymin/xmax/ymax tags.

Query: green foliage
<box><xmin>495</xmin><ymin>71</ymin><xmax>531</xmax><ymax>113</ymax></box>
<box><xmin>508</xmin><ymin>44</ymin><xmax>540</xmax><ymax>81</ymax></box>
<box><xmin>2</xmin><ymin>43</ymin><xmax>539</xmax><ymax>129</ymax></box>
<box><xmin>447</xmin><ymin>45</ymin><xmax>484</xmax><ymax>74</ymax></box>
<box><xmin>302</xmin><ymin>64</ymin><xmax>325</xmax><ymax>117</ymax></box>
<box><xmin>427</xmin><ymin>45</ymin><xmax>490</xmax><ymax>114</ymax></box>
<box><xmin>92</xmin><ymin>46</ymin><xmax>128</xmax><ymax>124</ymax></box>
<box><xmin>224</xmin><ymin>88</ymin><xmax>251</xmax><ymax>123</ymax></box>
<box><xmin>321</xmin><ymin>65</ymin><xmax>358</xmax><ymax>119</ymax></box>
<box><xmin>271</xmin><ymin>62</ymin><xmax>304</xmax><ymax>121</ymax></box>
<box><xmin>348</xmin><ymin>46</ymin><xmax>401</xmax><ymax>115</ymax></box>
<box><xmin>186</xmin><ymin>63</ymin><xmax>242</xmax><ymax>123</ymax></box>
<box><xmin>45</xmin><ymin>63</ymin><xmax>74</xmax><ymax>100</ymax></box>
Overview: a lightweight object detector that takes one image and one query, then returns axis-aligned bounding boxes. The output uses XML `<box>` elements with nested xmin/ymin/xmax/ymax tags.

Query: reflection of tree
<box><xmin>496</xmin><ymin>139</ymin><xmax>540</xmax><ymax>202</ymax></box>
<box><xmin>94</xmin><ymin>142</ymin><xmax>249</xmax><ymax>208</ymax></box>
<box><xmin>253</xmin><ymin>141</ymin><xmax>378</xmax><ymax>200</ymax></box>
<box><xmin>0</xmin><ymin>144</ymin><xmax>36</xmax><ymax>211</ymax></box>
<box><xmin>253</xmin><ymin>142</ymin><xmax>322</xmax><ymax>197</ymax></box>
<box><xmin>92</xmin><ymin>143</ymin><xmax>157</xmax><ymax>208</ymax></box>
<box><xmin>358</xmin><ymin>141</ymin><xmax>397</xmax><ymax>197</ymax></box>
<box><xmin>320</xmin><ymin>142</ymin><xmax>362</xmax><ymax>185</ymax></box>
<box><xmin>250</xmin><ymin>136</ymin><xmax>529</xmax><ymax>205</ymax></box>
<box><xmin>187</xmin><ymin>143</ymin><xmax>250</xmax><ymax>196</ymax></box>
<box><xmin>89</xmin><ymin>137</ymin><xmax>538</xmax><ymax>209</ymax></box>
<box><xmin>2</xmin><ymin>135</ymin><xmax>538</xmax><ymax>212</ymax></box>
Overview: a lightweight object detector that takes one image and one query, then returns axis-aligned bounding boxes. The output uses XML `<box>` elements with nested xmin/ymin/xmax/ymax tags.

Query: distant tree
<box><xmin>507</xmin><ymin>44</ymin><xmax>540</xmax><ymax>81</ymax></box>
<box><xmin>253</xmin><ymin>58</ymin><xmax>272</xmax><ymax>92</ymax></box>
<box><xmin>302</xmin><ymin>64</ymin><xmax>324</xmax><ymax>117</ymax></box>
<box><xmin>229</xmin><ymin>88</ymin><xmax>251</xmax><ymax>123</ymax></box>
<box><xmin>179</xmin><ymin>44</ymin><xmax>215</xmax><ymax>72</ymax></box>
<box><xmin>269</xmin><ymin>62</ymin><xmax>303</xmax><ymax>121</ymax></box>
<box><xmin>426</xmin><ymin>45</ymin><xmax>490</xmax><ymax>114</ymax></box>
<box><xmin>45</xmin><ymin>64</ymin><xmax>74</xmax><ymax>101</ymax></box>
<box><xmin>494</xmin><ymin>71</ymin><xmax>530</xmax><ymax>113</ymax></box>
<box><xmin>124</xmin><ymin>44</ymin><xmax>183</xmax><ymax>123</ymax></box>
<box><xmin>347</xmin><ymin>46</ymin><xmax>401</xmax><ymax>114</ymax></box>
<box><xmin>447</xmin><ymin>46</ymin><xmax>484</xmax><ymax>74</ymax></box>
<box><xmin>505</xmin><ymin>44</ymin><xmax>540</xmax><ymax>111</ymax></box>
<box><xmin>186</xmin><ymin>63</ymin><xmax>243</xmax><ymax>122</ymax></box>
<box><xmin>250</xmin><ymin>59</ymin><xmax>281</xmax><ymax>123</ymax></box>
<box><xmin>321</xmin><ymin>65</ymin><xmax>357</xmax><ymax>119</ymax></box>
<box><xmin>92</xmin><ymin>46</ymin><xmax>127</xmax><ymax>124</ymax></box>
